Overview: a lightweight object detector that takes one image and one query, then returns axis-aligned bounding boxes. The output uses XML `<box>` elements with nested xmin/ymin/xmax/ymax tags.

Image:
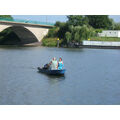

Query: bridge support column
<box><xmin>25</xmin><ymin>27</ymin><xmax>49</xmax><ymax>42</ymax></box>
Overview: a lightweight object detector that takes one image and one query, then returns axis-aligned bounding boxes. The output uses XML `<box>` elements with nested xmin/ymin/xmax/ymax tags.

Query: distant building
<box><xmin>98</xmin><ymin>30</ymin><xmax>120</xmax><ymax>38</ymax></box>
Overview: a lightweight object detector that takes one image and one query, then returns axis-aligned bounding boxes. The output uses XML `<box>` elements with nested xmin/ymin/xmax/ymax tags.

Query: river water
<box><xmin>0</xmin><ymin>46</ymin><xmax>120</xmax><ymax>105</ymax></box>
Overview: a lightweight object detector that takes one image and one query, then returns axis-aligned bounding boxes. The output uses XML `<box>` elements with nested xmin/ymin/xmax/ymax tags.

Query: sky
<box><xmin>12</xmin><ymin>15</ymin><xmax>67</xmax><ymax>23</ymax></box>
<box><xmin>12</xmin><ymin>15</ymin><xmax>120</xmax><ymax>23</ymax></box>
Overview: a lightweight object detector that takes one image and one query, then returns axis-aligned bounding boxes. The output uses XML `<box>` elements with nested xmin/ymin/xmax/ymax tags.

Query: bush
<box><xmin>95</xmin><ymin>29</ymin><xmax>103</xmax><ymax>33</ymax></box>
<box><xmin>46</xmin><ymin>27</ymin><xmax>59</xmax><ymax>38</ymax></box>
<box><xmin>42</xmin><ymin>37</ymin><xmax>62</xmax><ymax>47</ymax></box>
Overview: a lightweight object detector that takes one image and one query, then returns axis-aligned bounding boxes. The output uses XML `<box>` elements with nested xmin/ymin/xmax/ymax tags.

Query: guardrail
<box><xmin>0</xmin><ymin>18</ymin><xmax>54</xmax><ymax>26</ymax></box>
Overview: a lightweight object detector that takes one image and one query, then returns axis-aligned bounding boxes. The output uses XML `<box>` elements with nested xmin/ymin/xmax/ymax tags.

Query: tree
<box><xmin>109</xmin><ymin>18</ymin><xmax>115</xmax><ymax>30</ymax></box>
<box><xmin>57</xmin><ymin>22</ymin><xmax>69</xmax><ymax>39</ymax></box>
<box><xmin>65</xmin><ymin>32</ymin><xmax>72</xmax><ymax>43</ymax></box>
<box><xmin>0</xmin><ymin>15</ymin><xmax>13</xmax><ymax>20</ymax></box>
<box><xmin>86</xmin><ymin>15</ymin><xmax>112</xmax><ymax>29</ymax></box>
<box><xmin>55</xmin><ymin>21</ymin><xmax>63</xmax><ymax>27</ymax></box>
<box><xmin>67</xmin><ymin>15</ymin><xmax>89</xmax><ymax>26</ymax></box>
<box><xmin>114</xmin><ymin>22</ymin><xmax>120</xmax><ymax>30</ymax></box>
<box><xmin>74</xmin><ymin>32</ymin><xmax>80</xmax><ymax>42</ymax></box>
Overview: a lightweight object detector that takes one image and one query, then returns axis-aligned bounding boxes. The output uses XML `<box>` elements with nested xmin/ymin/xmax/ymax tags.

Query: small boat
<box><xmin>37</xmin><ymin>67</ymin><xmax>66</xmax><ymax>75</ymax></box>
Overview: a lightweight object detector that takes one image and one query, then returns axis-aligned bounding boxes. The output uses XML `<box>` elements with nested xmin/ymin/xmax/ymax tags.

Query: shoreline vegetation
<box><xmin>88</xmin><ymin>37</ymin><xmax>120</xmax><ymax>42</ymax></box>
<box><xmin>42</xmin><ymin>15</ymin><xmax>120</xmax><ymax>47</ymax></box>
<box><xmin>42</xmin><ymin>37</ymin><xmax>62</xmax><ymax>47</ymax></box>
<box><xmin>1</xmin><ymin>15</ymin><xmax>120</xmax><ymax>47</ymax></box>
<box><xmin>42</xmin><ymin>37</ymin><xmax>120</xmax><ymax>47</ymax></box>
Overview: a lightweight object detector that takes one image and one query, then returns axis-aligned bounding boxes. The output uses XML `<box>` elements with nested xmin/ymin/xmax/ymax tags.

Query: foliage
<box><xmin>42</xmin><ymin>37</ymin><xmax>62</xmax><ymax>47</ymax></box>
<box><xmin>67</xmin><ymin>15</ymin><xmax>89</xmax><ymax>26</ymax></box>
<box><xmin>56</xmin><ymin>22</ymin><xmax>69</xmax><ymax>39</ymax></box>
<box><xmin>90</xmin><ymin>37</ymin><xmax>120</xmax><ymax>42</ymax></box>
<box><xmin>0</xmin><ymin>15</ymin><xmax>13</xmax><ymax>20</ymax></box>
<box><xmin>43</xmin><ymin>15</ymin><xmax>120</xmax><ymax>47</ymax></box>
<box><xmin>95</xmin><ymin>29</ymin><xmax>103</xmax><ymax>33</ymax></box>
<box><xmin>65</xmin><ymin>32</ymin><xmax>72</xmax><ymax>43</ymax></box>
<box><xmin>65</xmin><ymin>25</ymin><xmax>95</xmax><ymax>43</ymax></box>
<box><xmin>109</xmin><ymin>18</ymin><xmax>116</xmax><ymax>30</ymax></box>
<box><xmin>46</xmin><ymin>27</ymin><xmax>59</xmax><ymax>37</ymax></box>
<box><xmin>86</xmin><ymin>15</ymin><xmax>112</xmax><ymax>29</ymax></box>
<box><xmin>114</xmin><ymin>22</ymin><xmax>120</xmax><ymax>30</ymax></box>
<box><xmin>74</xmin><ymin>32</ymin><xmax>80</xmax><ymax>42</ymax></box>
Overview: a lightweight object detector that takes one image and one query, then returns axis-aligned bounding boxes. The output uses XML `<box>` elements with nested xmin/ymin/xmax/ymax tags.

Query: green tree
<box><xmin>109</xmin><ymin>18</ymin><xmax>115</xmax><ymax>30</ymax></box>
<box><xmin>47</xmin><ymin>27</ymin><xmax>59</xmax><ymax>37</ymax></box>
<box><xmin>67</xmin><ymin>15</ymin><xmax>89</xmax><ymax>26</ymax></box>
<box><xmin>65</xmin><ymin>32</ymin><xmax>72</xmax><ymax>43</ymax></box>
<box><xmin>55</xmin><ymin>21</ymin><xmax>63</xmax><ymax>27</ymax></box>
<box><xmin>78</xmin><ymin>25</ymin><xmax>95</xmax><ymax>41</ymax></box>
<box><xmin>0</xmin><ymin>15</ymin><xmax>13</xmax><ymax>20</ymax></box>
<box><xmin>114</xmin><ymin>22</ymin><xmax>120</xmax><ymax>30</ymax></box>
<box><xmin>86</xmin><ymin>15</ymin><xmax>112</xmax><ymax>29</ymax></box>
<box><xmin>74</xmin><ymin>32</ymin><xmax>80</xmax><ymax>42</ymax></box>
<box><xmin>57</xmin><ymin>22</ymin><xmax>69</xmax><ymax>39</ymax></box>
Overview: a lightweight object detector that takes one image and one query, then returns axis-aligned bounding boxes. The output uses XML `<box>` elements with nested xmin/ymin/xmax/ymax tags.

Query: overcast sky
<box><xmin>12</xmin><ymin>15</ymin><xmax>120</xmax><ymax>23</ymax></box>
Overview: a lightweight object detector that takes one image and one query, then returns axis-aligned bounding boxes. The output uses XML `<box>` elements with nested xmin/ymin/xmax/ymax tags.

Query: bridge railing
<box><xmin>0</xmin><ymin>18</ymin><xmax>54</xmax><ymax>26</ymax></box>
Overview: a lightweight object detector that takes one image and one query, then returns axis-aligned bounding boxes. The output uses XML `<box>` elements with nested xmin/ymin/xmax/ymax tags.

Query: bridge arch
<box><xmin>0</xmin><ymin>26</ymin><xmax>39</xmax><ymax>45</ymax></box>
<box><xmin>0</xmin><ymin>21</ymin><xmax>52</xmax><ymax>44</ymax></box>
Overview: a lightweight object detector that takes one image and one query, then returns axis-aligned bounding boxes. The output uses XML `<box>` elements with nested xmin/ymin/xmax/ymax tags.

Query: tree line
<box><xmin>45</xmin><ymin>15</ymin><xmax>120</xmax><ymax>46</ymax></box>
<box><xmin>0</xmin><ymin>15</ymin><xmax>13</xmax><ymax>20</ymax></box>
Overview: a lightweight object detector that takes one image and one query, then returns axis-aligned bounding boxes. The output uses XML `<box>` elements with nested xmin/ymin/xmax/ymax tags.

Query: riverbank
<box><xmin>41</xmin><ymin>36</ymin><xmax>120</xmax><ymax>49</ymax></box>
<box><xmin>1</xmin><ymin>36</ymin><xmax>120</xmax><ymax>49</ymax></box>
<box><xmin>42</xmin><ymin>37</ymin><xmax>63</xmax><ymax>47</ymax></box>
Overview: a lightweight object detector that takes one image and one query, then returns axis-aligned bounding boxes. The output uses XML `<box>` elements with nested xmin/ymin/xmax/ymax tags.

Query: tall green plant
<box><xmin>65</xmin><ymin>32</ymin><xmax>72</xmax><ymax>43</ymax></box>
<box><xmin>74</xmin><ymin>32</ymin><xmax>80</xmax><ymax>42</ymax></box>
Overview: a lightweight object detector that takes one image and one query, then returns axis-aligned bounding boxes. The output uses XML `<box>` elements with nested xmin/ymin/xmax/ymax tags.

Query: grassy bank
<box><xmin>89</xmin><ymin>37</ymin><xmax>120</xmax><ymax>42</ymax></box>
<box><xmin>42</xmin><ymin>37</ymin><xmax>62</xmax><ymax>47</ymax></box>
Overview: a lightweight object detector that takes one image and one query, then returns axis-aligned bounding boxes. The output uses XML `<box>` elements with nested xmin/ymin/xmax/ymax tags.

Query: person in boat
<box><xmin>58</xmin><ymin>57</ymin><xmax>64</xmax><ymax>70</ymax></box>
<box><xmin>43</xmin><ymin>63</ymin><xmax>49</xmax><ymax>69</ymax></box>
<box><xmin>49</xmin><ymin>57</ymin><xmax>58</xmax><ymax>70</ymax></box>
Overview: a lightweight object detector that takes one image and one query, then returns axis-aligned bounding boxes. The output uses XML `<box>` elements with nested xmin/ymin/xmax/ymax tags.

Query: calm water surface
<box><xmin>0</xmin><ymin>46</ymin><xmax>120</xmax><ymax>105</ymax></box>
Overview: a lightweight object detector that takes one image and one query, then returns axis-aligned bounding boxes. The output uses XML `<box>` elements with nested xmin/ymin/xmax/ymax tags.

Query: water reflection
<box><xmin>47</xmin><ymin>77</ymin><xmax>65</xmax><ymax>89</ymax></box>
<box><xmin>47</xmin><ymin>75</ymin><xmax>65</xmax><ymax>80</ymax></box>
<box><xmin>37</xmin><ymin>71</ymin><xmax>65</xmax><ymax>84</ymax></box>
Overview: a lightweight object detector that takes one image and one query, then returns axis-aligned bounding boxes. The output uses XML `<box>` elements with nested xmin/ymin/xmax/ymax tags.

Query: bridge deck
<box><xmin>0</xmin><ymin>20</ymin><xmax>54</xmax><ymax>28</ymax></box>
<box><xmin>0</xmin><ymin>18</ymin><xmax>54</xmax><ymax>28</ymax></box>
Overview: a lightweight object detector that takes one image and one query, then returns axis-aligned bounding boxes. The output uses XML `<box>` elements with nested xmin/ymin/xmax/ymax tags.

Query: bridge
<box><xmin>0</xmin><ymin>18</ymin><xmax>54</xmax><ymax>44</ymax></box>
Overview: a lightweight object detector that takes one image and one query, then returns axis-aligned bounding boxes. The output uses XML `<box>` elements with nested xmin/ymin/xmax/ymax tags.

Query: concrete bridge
<box><xmin>0</xmin><ymin>20</ymin><xmax>54</xmax><ymax>44</ymax></box>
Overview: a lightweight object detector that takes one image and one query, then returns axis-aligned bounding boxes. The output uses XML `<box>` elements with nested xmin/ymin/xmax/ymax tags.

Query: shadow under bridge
<box><xmin>0</xmin><ymin>26</ymin><xmax>39</xmax><ymax>45</ymax></box>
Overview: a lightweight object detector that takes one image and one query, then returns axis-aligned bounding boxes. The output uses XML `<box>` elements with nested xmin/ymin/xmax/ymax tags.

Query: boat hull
<box><xmin>37</xmin><ymin>67</ymin><xmax>66</xmax><ymax>75</ymax></box>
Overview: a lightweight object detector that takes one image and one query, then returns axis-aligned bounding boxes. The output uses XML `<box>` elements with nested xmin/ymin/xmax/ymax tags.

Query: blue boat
<box><xmin>37</xmin><ymin>67</ymin><xmax>66</xmax><ymax>75</ymax></box>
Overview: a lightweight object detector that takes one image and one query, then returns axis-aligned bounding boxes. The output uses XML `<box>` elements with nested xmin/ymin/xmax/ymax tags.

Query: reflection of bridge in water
<box><xmin>0</xmin><ymin>18</ymin><xmax>54</xmax><ymax>45</ymax></box>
